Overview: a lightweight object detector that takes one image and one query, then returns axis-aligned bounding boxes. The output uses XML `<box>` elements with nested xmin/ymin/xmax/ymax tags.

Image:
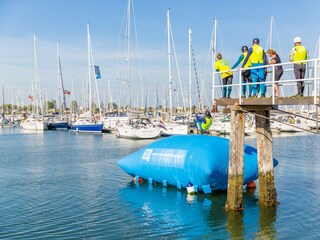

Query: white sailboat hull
<box><xmin>102</xmin><ymin>116</ymin><xmax>128</xmax><ymax>131</ymax></box>
<box><xmin>22</xmin><ymin>118</ymin><xmax>48</xmax><ymax>131</ymax></box>
<box><xmin>160</xmin><ymin>123</ymin><xmax>188</xmax><ymax>136</ymax></box>
<box><xmin>116</xmin><ymin>126</ymin><xmax>160</xmax><ymax>139</ymax></box>
<box><xmin>276</xmin><ymin>123</ymin><xmax>304</xmax><ymax>132</ymax></box>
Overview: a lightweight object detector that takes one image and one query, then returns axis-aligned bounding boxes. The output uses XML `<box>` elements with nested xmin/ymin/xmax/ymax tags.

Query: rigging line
<box><xmin>273</xmin><ymin>19</ymin><xmax>285</xmax><ymax>58</ymax></box>
<box><xmin>312</xmin><ymin>37</ymin><xmax>319</xmax><ymax>58</ymax></box>
<box><xmin>190</xmin><ymin>42</ymin><xmax>201</xmax><ymax>107</ymax></box>
<box><xmin>117</xmin><ymin>1</ymin><xmax>129</xmax><ymax>77</ymax></box>
<box><xmin>265</xmin><ymin>31</ymin><xmax>271</xmax><ymax>50</ymax></box>
<box><xmin>131</xmin><ymin>1</ymin><xmax>144</xmax><ymax>94</ymax></box>
<box><xmin>169</xmin><ymin>25</ymin><xmax>186</xmax><ymax>110</ymax></box>
<box><xmin>201</xmin><ymin>38</ymin><xmax>213</xmax><ymax>109</ymax></box>
<box><xmin>216</xmin><ymin>27</ymin><xmax>225</xmax><ymax>56</ymax></box>
<box><xmin>202</xmin><ymin>26</ymin><xmax>218</xmax><ymax>108</ymax></box>
<box><xmin>117</xmin><ymin>0</ymin><xmax>131</xmax><ymax>109</ymax></box>
<box><xmin>212</xmin><ymin>27</ymin><xmax>224</xmax><ymax>96</ymax></box>
<box><xmin>239</xmin><ymin>108</ymin><xmax>318</xmax><ymax>134</ymax></box>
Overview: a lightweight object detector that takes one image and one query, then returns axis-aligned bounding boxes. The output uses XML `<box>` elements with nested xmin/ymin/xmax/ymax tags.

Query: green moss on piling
<box><xmin>225</xmin><ymin>175</ymin><xmax>244</xmax><ymax>211</ymax></box>
<box><xmin>259</xmin><ymin>171</ymin><xmax>279</xmax><ymax>207</ymax></box>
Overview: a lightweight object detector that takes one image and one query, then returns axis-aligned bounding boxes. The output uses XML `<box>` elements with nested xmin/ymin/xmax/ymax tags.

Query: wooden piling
<box><xmin>225</xmin><ymin>104</ymin><xmax>245</xmax><ymax>210</ymax></box>
<box><xmin>255</xmin><ymin>110</ymin><xmax>278</xmax><ymax>207</ymax></box>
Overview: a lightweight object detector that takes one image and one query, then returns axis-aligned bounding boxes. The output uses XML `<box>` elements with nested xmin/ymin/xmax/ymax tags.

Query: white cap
<box><xmin>294</xmin><ymin>36</ymin><xmax>302</xmax><ymax>43</ymax></box>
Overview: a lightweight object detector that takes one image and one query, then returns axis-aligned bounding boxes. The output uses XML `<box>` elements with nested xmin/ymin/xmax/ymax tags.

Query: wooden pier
<box><xmin>218</xmin><ymin>96</ymin><xmax>319</xmax><ymax>210</ymax></box>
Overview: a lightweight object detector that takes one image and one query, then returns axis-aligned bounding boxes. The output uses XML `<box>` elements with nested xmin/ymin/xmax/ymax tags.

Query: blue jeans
<box><xmin>251</xmin><ymin>63</ymin><xmax>266</xmax><ymax>95</ymax></box>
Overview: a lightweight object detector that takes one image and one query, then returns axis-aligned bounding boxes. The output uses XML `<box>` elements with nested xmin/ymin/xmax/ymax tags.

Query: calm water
<box><xmin>0</xmin><ymin>128</ymin><xmax>320</xmax><ymax>239</ymax></box>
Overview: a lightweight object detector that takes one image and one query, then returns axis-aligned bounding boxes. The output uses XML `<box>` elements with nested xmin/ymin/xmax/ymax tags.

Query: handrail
<box><xmin>212</xmin><ymin>58</ymin><xmax>320</xmax><ymax>105</ymax></box>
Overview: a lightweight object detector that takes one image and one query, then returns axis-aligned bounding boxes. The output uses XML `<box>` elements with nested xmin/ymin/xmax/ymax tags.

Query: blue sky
<box><xmin>1</xmin><ymin>0</ymin><xmax>320</xmax><ymax>107</ymax></box>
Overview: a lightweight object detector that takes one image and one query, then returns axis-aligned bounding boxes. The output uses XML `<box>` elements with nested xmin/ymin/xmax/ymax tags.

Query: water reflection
<box><xmin>119</xmin><ymin>181</ymin><xmax>278</xmax><ymax>238</ymax></box>
<box><xmin>225</xmin><ymin>187</ymin><xmax>277</xmax><ymax>239</ymax></box>
<box><xmin>257</xmin><ymin>206</ymin><xmax>277</xmax><ymax>239</ymax></box>
<box><xmin>226</xmin><ymin>211</ymin><xmax>244</xmax><ymax>239</ymax></box>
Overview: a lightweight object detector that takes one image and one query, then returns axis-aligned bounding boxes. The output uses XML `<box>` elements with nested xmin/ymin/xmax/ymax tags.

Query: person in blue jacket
<box><xmin>196</xmin><ymin>110</ymin><xmax>212</xmax><ymax>132</ymax></box>
<box><xmin>242</xmin><ymin>38</ymin><xmax>268</xmax><ymax>98</ymax></box>
<box><xmin>232</xmin><ymin>45</ymin><xmax>252</xmax><ymax>98</ymax></box>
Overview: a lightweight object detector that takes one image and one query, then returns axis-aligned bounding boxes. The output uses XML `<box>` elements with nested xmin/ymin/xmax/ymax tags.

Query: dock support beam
<box><xmin>225</xmin><ymin>105</ymin><xmax>245</xmax><ymax>210</ymax></box>
<box><xmin>255</xmin><ymin>110</ymin><xmax>278</xmax><ymax>207</ymax></box>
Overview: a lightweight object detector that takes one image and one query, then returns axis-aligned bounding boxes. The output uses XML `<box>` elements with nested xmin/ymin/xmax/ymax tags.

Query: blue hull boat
<box><xmin>47</xmin><ymin>121</ymin><xmax>69</xmax><ymax>131</ymax></box>
<box><xmin>71</xmin><ymin>123</ymin><xmax>103</xmax><ymax>133</ymax></box>
<box><xmin>117</xmin><ymin>135</ymin><xmax>278</xmax><ymax>192</ymax></box>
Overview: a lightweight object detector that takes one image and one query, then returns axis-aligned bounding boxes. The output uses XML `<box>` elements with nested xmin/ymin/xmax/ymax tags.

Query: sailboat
<box><xmin>158</xmin><ymin>9</ymin><xmax>188</xmax><ymax>136</ymax></box>
<box><xmin>21</xmin><ymin>33</ymin><xmax>48</xmax><ymax>131</ymax></box>
<box><xmin>47</xmin><ymin>43</ymin><xmax>69</xmax><ymax>130</ymax></box>
<box><xmin>116</xmin><ymin>115</ymin><xmax>160</xmax><ymax>139</ymax></box>
<box><xmin>71</xmin><ymin>24</ymin><xmax>103</xmax><ymax>133</ymax></box>
<box><xmin>114</xmin><ymin>0</ymin><xmax>160</xmax><ymax>139</ymax></box>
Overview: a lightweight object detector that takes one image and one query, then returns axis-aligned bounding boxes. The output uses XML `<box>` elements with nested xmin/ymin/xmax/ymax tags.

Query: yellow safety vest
<box><xmin>291</xmin><ymin>45</ymin><xmax>308</xmax><ymax>64</ymax></box>
<box><xmin>250</xmin><ymin>45</ymin><xmax>264</xmax><ymax>64</ymax></box>
<box><xmin>242</xmin><ymin>52</ymin><xmax>251</xmax><ymax>68</ymax></box>
<box><xmin>216</xmin><ymin>60</ymin><xmax>232</xmax><ymax>78</ymax></box>
<box><xmin>202</xmin><ymin>117</ymin><xmax>212</xmax><ymax>131</ymax></box>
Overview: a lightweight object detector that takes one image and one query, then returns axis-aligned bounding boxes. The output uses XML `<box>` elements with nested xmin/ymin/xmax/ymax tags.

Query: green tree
<box><xmin>107</xmin><ymin>102</ymin><xmax>118</xmax><ymax>111</ymax></box>
<box><xmin>47</xmin><ymin>100</ymin><xmax>56</xmax><ymax>110</ymax></box>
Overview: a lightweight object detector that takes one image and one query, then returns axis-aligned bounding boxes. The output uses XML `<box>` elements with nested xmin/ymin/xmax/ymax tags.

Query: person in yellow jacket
<box><xmin>232</xmin><ymin>45</ymin><xmax>252</xmax><ymax>98</ymax></box>
<box><xmin>242</xmin><ymin>38</ymin><xmax>267</xmax><ymax>98</ymax></box>
<box><xmin>290</xmin><ymin>36</ymin><xmax>308</xmax><ymax>97</ymax></box>
<box><xmin>215</xmin><ymin>53</ymin><xmax>233</xmax><ymax>98</ymax></box>
<box><xmin>195</xmin><ymin>110</ymin><xmax>212</xmax><ymax>132</ymax></box>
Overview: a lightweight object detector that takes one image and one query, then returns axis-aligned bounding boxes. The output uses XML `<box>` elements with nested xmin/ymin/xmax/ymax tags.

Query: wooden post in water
<box><xmin>255</xmin><ymin>110</ymin><xmax>278</xmax><ymax>207</ymax></box>
<box><xmin>225</xmin><ymin>104</ymin><xmax>245</xmax><ymax>210</ymax></box>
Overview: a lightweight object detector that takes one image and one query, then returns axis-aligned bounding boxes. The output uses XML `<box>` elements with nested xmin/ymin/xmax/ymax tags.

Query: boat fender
<box><xmin>133</xmin><ymin>176</ymin><xmax>143</xmax><ymax>184</ymax></box>
<box><xmin>246</xmin><ymin>181</ymin><xmax>256</xmax><ymax>188</ymax></box>
<box><xmin>187</xmin><ymin>182</ymin><xmax>196</xmax><ymax>195</ymax></box>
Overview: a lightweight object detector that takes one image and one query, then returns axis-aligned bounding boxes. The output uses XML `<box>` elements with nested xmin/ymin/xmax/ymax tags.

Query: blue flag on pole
<box><xmin>94</xmin><ymin>65</ymin><xmax>101</xmax><ymax>79</ymax></box>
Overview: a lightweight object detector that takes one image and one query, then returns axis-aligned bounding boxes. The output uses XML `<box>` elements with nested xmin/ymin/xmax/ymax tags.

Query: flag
<box><xmin>158</xmin><ymin>119</ymin><xmax>167</xmax><ymax>131</ymax></box>
<box><xmin>63</xmin><ymin>90</ymin><xmax>71</xmax><ymax>95</ymax></box>
<box><xmin>27</xmin><ymin>95</ymin><xmax>34</xmax><ymax>101</ymax></box>
<box><xmin>94</xmin><ymin>65</ymin><xmax>101</xmax><ymax>79</ymax></box>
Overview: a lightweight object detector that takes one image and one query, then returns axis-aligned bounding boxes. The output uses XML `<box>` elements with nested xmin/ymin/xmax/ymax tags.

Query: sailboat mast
<box><xmin>71</xmin><ymin>78</ymin><xmax>74</xmax><ymax>114</ymax></box>
<box><xmin>269</xmin><ymin>16</ymin><xmax>273</xmax><ymax>49</ymax></box>
<box><xmin>318</xmin><ymin>35</ymin><xmax>320</xmax><ymax>58</ymax></box>
<box><xmin>107</xmin><ymin>79</ymin><xmax>113</xmax><ymax>111</ymax></box>
<box><xmin>188</xmin><ymin>27</ymin><xmax>192</xmax><ymax>118</ymax></box>
<box><xmin>167</xmin><ymin>9</ymin><xmax>173</xmax><ymax>122</ymax></box>
<box><xmin>33</xmin><ymin>33</ymin><xmax>39</xmax><ymax>117</ymax></box>
<box><xmin>127</xmin><ymin>0</ymin><xmax>131</xmax><ymax>106</ymax></box>
<box><xmin>57</xmin><ymin>43</ymin><xmax>66</xmax><ymax>111</ymax></box>
<box><xmin>87</xmin><ymin>23</ymin><xmax>92</xmax><ymax>115</ymax></box>
<box><xmin>211</xmin><ymin>17</ymin><xmax>217</xmax><ymax>105</ymax></box>
<box><xmin>1</xmin><ymin>85</ymin><xmax>4</xmax><ymax>116</ymax></box>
